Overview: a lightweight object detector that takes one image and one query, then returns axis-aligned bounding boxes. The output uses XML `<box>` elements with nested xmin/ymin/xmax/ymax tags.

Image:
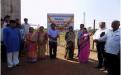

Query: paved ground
<box><xmin>1</xmin><ymin>46</ymin><xmax>107</xmax><ymax>75</ymax></box>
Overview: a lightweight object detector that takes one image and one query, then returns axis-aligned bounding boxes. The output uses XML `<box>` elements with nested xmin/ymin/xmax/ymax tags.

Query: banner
<box><xmin>47</xmin><ymin>13</ymin><xmax>74</xmax><ymax>32</ymax></box>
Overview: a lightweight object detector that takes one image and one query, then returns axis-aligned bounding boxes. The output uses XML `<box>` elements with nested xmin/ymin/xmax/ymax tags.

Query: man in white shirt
<box><xmin>21</xmin><ymin>18</ymin><xmax>30</xmax><ymax>56</ymax></box>
<box><xmin>22</xmin><ymin>18</ymin><xmax>30</xmax><ymax>36</ymax></box>
<box><xmin>96</xmin><ymin>20</ymin><xmax>120</xmax><ymax>75</ymax></box>
<box><xmin>93</xmin><ymin>22</ymin><xmax>107</xmax><ymax>69</ymax></box>
<box><xmin>48</xmin><ymin>23</ymin><xmax>59</xmax><ymax>59</ymax></box>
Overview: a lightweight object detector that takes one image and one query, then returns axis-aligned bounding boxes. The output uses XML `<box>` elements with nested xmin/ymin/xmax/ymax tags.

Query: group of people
<box><xmin>93</xmin><ymin>21</ymin><xmax>120</xmax><ymax>75</ymax></box>
<box><xmin>1</xmin><ymin>15</ymin><xmax>120</xmax><ymax>75</ymax></box>
<box><xmin>1</xmin><ymin>15</ymin><xmax>91</xmax><ymax>67</ymax></box>
<box><xmin>65</xmin><ymin>24</ymin><xmax>90</xmax><ymax>64</ymax></box>
<box><xmin>1</xmin><ymin>16</ymin><xmax>48</xmax><ymax>68</ymax></box>
<box><xmin>65</xmin><ymin>20</ymin><xmax>120</xmax><ymax>75</ymax></box>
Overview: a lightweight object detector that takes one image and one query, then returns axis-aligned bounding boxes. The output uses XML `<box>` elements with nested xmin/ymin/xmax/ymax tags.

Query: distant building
<box><xmin>1</xmin><ymin>0</ymin><xmax>21</xmax><ymax>20</ymax></box>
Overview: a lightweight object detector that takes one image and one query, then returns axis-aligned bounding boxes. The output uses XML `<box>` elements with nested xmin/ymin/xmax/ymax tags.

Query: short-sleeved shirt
<box><xmin>48</xmin><ymin>29</ymin><xmax>59</xmax><ymax>42</ymax></box>
<box><xmin>93</xmin><ymin>28</ymin><xmax>108</xmax><ymax>40</ymax></box>
<box><xmin>22</xmin><ymin>23</ymin><xmax>30</xmax><ymax>35</ymax></box>
<box><xmin>99</xmin><ymin>28</ymin><xmax>120</xmax><ymax>55</ymax></box>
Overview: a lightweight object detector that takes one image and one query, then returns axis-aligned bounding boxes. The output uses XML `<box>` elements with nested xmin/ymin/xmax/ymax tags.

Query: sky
<box><xmin>21</xmin><ymin>0</ymin><xmax>120</xmax><ymax>30</ymax></box>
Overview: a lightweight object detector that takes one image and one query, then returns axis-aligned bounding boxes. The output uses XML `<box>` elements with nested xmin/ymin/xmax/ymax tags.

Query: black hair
<box><xmin>112</xmin><ymin>20</ymin><xmax>120</xmax><ymax>25</ymax></box>
<box><xmin>4</xmin><ymin>15</ymin><xmax>10</xmax><ymax>20</ymax></box>
<box><xmin>80</xmin><ymin>24</ymin><xmax>84</xmax><ymax>27</ymax></box>
<box><xmin>24</xmin><ymin>18</ymin><xmax>28</xmax><ymax>21</ymax></box>
<box><xmin>39</xmin><ymin>26</ymin><xmax>44</xmax><ymax>29</ymax></box>
<box><xmin>29</xmin><ymin>27</ymin><xmax>34</xmax><ymax>29</ymax></box>
<box><xmin>69</xmin><ymin>26</ymin><xmax>73</xmax><ymax>29</ymax></box>
<box><xmin>10</xmin><ymin>20</ymin><xmax>16</xmax><ymax>23</ymax></box>
<box><xmin>51</xmin><ymin>23</ymin><xmax>56</xmax><ymax>26</ymax></box>
<box><xmin>16</xmin><ymin>18</ymin><xmax>19</xmax><ymax>21</ymax></box>
<box><xmin>83</xmin><ymin>28</ymin><xmax>87</xmax><ymax>31</ymax></box>
<box><xmin>1</xmin><ymin>18</ymin><xmax>3</xmax><ymax>21</ymax></box>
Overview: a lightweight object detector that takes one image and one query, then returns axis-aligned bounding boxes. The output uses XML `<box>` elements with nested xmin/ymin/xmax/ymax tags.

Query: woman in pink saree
<box><xmin>26</xmin><ymin>27</ymin><xmax>37</xmax><ymax>63</ymax></box>
<box><xmin>79</xmin><ymin>28</ymin><xmax>90</xmax><ymax>63</ymax></box>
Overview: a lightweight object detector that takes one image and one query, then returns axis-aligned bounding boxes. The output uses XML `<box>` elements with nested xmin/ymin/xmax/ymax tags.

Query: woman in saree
<box><xmin>79</xmin><ymin>28</ymin><xmax>90</xmax><ymax>63</ymax></box>
<box><xmin>37</xmin><ymin>26</ymin><xmax>48</xmax><ymax>60</ymax></box>
<box><xmin>26</xmin><ymin>27</ymin><xmax>38</xmax><ymax>63</ymax></box>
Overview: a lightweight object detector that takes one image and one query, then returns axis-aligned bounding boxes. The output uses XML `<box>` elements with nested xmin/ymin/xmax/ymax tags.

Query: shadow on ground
<box><xmin>2</xmin><ymin>55</ymin><xmax>106</xmax><ymax>75</ymax></box>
